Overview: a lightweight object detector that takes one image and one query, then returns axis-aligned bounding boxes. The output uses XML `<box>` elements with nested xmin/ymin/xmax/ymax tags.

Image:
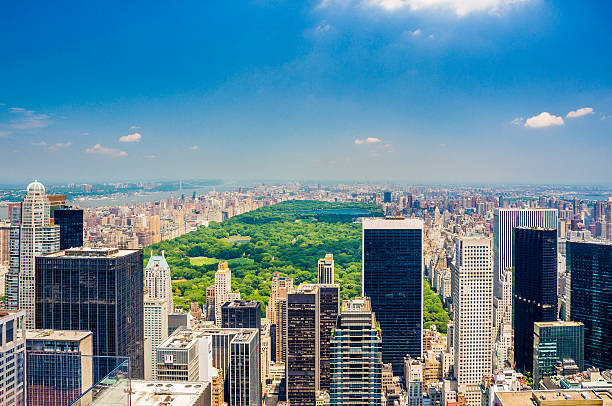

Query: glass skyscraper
<box><xmin>53</xmin><ymin>207</ymin><xmax>84</xmax><ymax>250</ymax></box>
<box><xmin>362</xmin><ymin>217</ymin><xmax>423</xmax><ymax>376</ymax></box>
<box><xmin>513</xmin><ymin>227</ymin><xmax>557</xmax><ymax>373</ymax></box>
<box><xmin>567</xmin><ymin>240</ymin><xmax>612</xmax><ymax>370</ymax></box>
<box><xmin>34</xmin><ymin>247</ymin><xmax>145</xmax><ymax>379</ymax></box>
<box><xmin>330</xmin><ymin>297</ymin><xmax>383</xmax><ymax>405</ymax></box>
<box><xmin>533</xmin><ymin>321</ymin><xmax>584</xmax><ymax>389</ymax></box>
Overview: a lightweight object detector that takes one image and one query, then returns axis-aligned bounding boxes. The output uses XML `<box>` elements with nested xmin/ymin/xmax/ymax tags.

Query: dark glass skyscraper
<box><xmin>34</xmin><ymin>247</ymin><xmax>144</xmax><ymax>379</ymax></box>
<box><xmin>318</xmin><ymin>285</ymin><xmax>339</xmax><ymax>393</ymax></box>
<box><xmin>513</xmin><ymin>227</ymin><xmax>557</xmax><ymax>373</ymax></box>
<box><xmin>362</xmin><ymin>217</ymin><xmax>423</xmax><ymax>376</ymax></box>
<box><xmin>533</xmin><ymin>321</ymin><xmax>584</xmax><ymax>388</ymax></box>
<box><xmin>53</xmin><ymin>207</ymin><xmax>84</xmax><ymax>250</ymax></box>
<box><xmin>221</xmin><ymin>300</ymin><xmax>261</xmax><ymax>331</ymax></box>
<box><xmin>567</xmin><ymin>241</ymin><xmax>612</xmax><ymax>370</ymax></box>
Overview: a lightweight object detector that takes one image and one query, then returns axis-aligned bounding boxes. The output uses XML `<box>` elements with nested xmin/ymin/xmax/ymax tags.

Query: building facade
<box><xmin>453</xmin><ymin>236</ymin><xmax>494</xmax><ymax>406</ymax></box>
<box><xmin>34</xmin><ymin>247</ymin><xmax>145</xmax><ymax>379</ymax></box>
<box><xmin>214</xmin><ymin>262</ymin><xmax>240</xmax><ymax>327</ymax></box>
<box><xmin>0</xmin><ymin>309</ymin><xmax>26</xmax><ymax>406</ymax></box>
<box><xmin>513</xmin><ymin>227</ymin><xmax>558</xmax><ymax>373</ymax></box>
<box><xmin>229</xmin><ymin>329</ymin><xmax>261</xmax><ymax>406</ymax></box>
<box><xmin>267</xmin><ymin>272</ymin><xmax>293</xmax><ymax>363</ymax></box>
<box><xmin>329</xmin><ymin>298</ymin><xmax>383</xmax><ymax>405</ymax></box>
<box><xmin>53</xmin><ymin>207</ymin><xmax>84</xmax><ymax>250</ymax></box>
<box><xmin>144</xmin><ymin>251</ymin><xmax>174</xmax><ymax>312</ymax></box>
<box><xmin>533</xmin><ymin>321</ymin><xmax>584</xmax><ymax>388</ymax></box>
<box><xmin>318</xmin><ymin>253</ymin><xmax>334</xmax><ymax>284</ymax></box>
<box><xmin>156</xmin><ymin>329</ymin><xmax>213</xmax><ymax>382</ymax></box>
<box><xmin>144</xmin><ymin>297</ymin><xmax>169</xmax><ymax>379</ymax></box>
<box><xmin>362</xmin><ymin>217</ymin><xmax>423</xmax><ymax>376</ymax></box>
<box><xmin>10</xmin><ymin>182</ymin><xmax>60</xmax><ymax>328</ymax></box>
<box><xmin>25</xmin><ymin>330</ymin><xmax>93</xmax><ymax>406</ymax></box>
<box><xmin>567</xmin><ymin>240</ymin><xmax>612</xmax><ymax>370</ymax></box>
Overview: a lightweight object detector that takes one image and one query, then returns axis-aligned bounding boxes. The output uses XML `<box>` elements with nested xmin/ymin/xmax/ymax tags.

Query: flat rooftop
<box><xmin>535</xmin><ymin>320</ymin><xmax>584</xmax><ymax>328</ymax></box>
<box><xmin>95</xmin><ymin>380</ymin><xmax>210</xmax><ymax>406</ymax></box>
<box><xmin>222</xmin><ymin>300</ymin><xmax>259</xmax><ymax>309</ymax></box>
<box><xmin>232</xmin><ymin>329</ymin><xmax>257</xmax><ymax>343</ymax></box>
<box><xmin>26</xmin><ymin>329</ymin><xmax>92</xmax><ymax>341</ymax></box>
<box><xmin>159</xmin><ymin>330</ymin><xmax>209</xmax><ymax>350</ymax></box>
<box><xmin>495</xmin><ymin>389</ymin><xmax>612</xmax><ymax>405</ymax></box>
<box><xmin>45</xmin><ymin>247</ymin><xmax>140</xmax><ymax>258</ymax></box>
<box><xmin>362</xmin><ymin>217</ymin><xmax>423</xmax><ymax>230</ymax></box>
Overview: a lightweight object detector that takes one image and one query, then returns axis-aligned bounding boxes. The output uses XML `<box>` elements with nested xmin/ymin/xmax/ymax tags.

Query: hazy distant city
<box><xmin>2</xmin><ymin>0</ymin><xmax>612</xmax><ymax>405</ymax></box>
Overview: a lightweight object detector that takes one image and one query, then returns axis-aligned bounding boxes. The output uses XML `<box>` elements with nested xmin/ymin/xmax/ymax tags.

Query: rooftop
<box><xmin>26</xmin><ymin>329</ymin><xmax>92</xmax><ymax>341</ymax></box>
<box><xmin>535</xmin><ymin>321</ymin><xmax>584</xmax><ymax>328</ymax></box>
<box><xmin>98</xmin><ymin>380</ymin><xmax>210</xmax><ymax>406</ymax></box>
<box><xmin>495</xmin><ymin>389</ymin><xmax>612</xmax><ymax>405</ymax></box>
<box><xmin>362</xmin><ymin>216</ymin><xmax>423</xmax><ymax>230</ymax></box>
<box><xmin>222</xmin><ymin>300</ymin><xmax>260</xmax><ymax>309</ymax></box>
<box><xmin>45</xmin><ymin>247</ymin><xmax>140</xmax><ymax>258</ymax></box>
<box><xmin>158</xmin><ymin>330</ymin><xmax>209</xmax><ymax>350</ymax></box>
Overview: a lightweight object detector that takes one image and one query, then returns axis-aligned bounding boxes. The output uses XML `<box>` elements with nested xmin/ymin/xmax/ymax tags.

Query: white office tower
<box><xmin>492</xmin><ymin>270</ymin><xmax>513</xmax><ymax>370</ymax></box>
<box><xmin>318</xmin><ymin>253</ymin><xmax>334</xmax><ymax>284</ymax></box>
<box><xmin>453</xmin><ymin>236</ymin><xmax>493</xmax><ymax>406</ymax></box>
<box><xmin>19</xmin><ymin>181</ymin><xmax>60</xmax><ymax>328</ymax></box>
<box><xmin>156</xmin><ymin>329</ymin><xmax>213</xmax><ymax>383</ymax></box>
<box><xmin>214</xmin><ymin>262</ymin><xmax>240</xmax><ymax>327</ymax></box>
<box><xmin>493</xmin><ymin>208</ymin><xmax>558</xmax><ymax>295</ymax></box>
<box><xmin>404</xmin><ymin>356</ymin><xmax>424</xmax><ymax>406</ymax></box>
<box><xmin>144</xmin><ymin>297</ymin><xmax>169</xmax><ymax>379</ymax></box>
<box><xmin>144</xmin><ymin>250</ymin><xmax>174</xmax><ymax>312</ymax></box>
<box><xmin>0</xmin><ymin>310</ymin><xmax>26</xmax><ymax>406</ymax></box>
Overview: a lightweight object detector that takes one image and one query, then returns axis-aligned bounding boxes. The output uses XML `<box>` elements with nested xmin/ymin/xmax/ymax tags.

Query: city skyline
<box><xmin>1</xmin><ymin>1</ymin><xmax>612</xmax><ymax>183</ymax></box>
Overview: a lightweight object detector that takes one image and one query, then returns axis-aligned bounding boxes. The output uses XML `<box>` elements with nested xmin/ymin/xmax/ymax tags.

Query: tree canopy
<box><xmin>145</xmin><ymin>200</ymin><xmax>450</xmax><ymax>332</ymax></box>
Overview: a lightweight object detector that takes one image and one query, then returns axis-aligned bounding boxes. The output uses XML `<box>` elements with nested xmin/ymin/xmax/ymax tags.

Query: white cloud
<box><xmin>356</xmin><ymin>0</ymin><xmax>528</xmax><ymax>16</ymax></box>
<box><xmin>119</xmin><ymin>132</ymin><xmax>142</xmax><ymax>142</ymax></box>
<box><xmin>354</xmin><ymin>137</ymin><xmax>381</xmax><ymax>144</ymax></box>
<box><xmin>31</xmin><ymin>140</ymin><xmax>72</xmax><ymax>151</ymax></box>
<box><xmin>511</xmin><ymin>117</ymin><xmax>524</xmax><ymax>126</ymax></box>
<box><xmin>316</xmin><ymin>23</ymin><xmax>332</xmax><ymax>33</ymax></box>
<box><xmin>129</xmin><ymin>125</ymin><xmax>140</xmax><ymax>130</ymax></box>
<box><xmin>189</xmin><ymin>145</ymin><xmax>199</xmax><ymax>150</ymax></box>
<box><xmin>48</xmin><ymin>142</ymin><xmax>71</xmax><ymax>151</ymax></box>
<box><xmin>524</xmin><ymin>112</ymin><xmax>564</xmax><ymax>128</ymax></box>
<box><xmin>411</xmin><ymin>28</ymin><xmax>422</xmax><ymax>36</ymax></box>
<box><xmin>8</xmin><ymin>107</ymin><xmax>51</xmax><ymax>130</ymax></box>
<box><xmin>145</xmin><ymin>154</ymin><xmax>157</xmax><ymax>159</ymax></box>
<box><xmin>566</xmin><ymin>107</ymin><xmax>594</xmax><ymax>118</ymax></box>
<box><xmin>86</xmin><ymin>144</ymin><xmax>127</xmax><ymax>157</ymax></box>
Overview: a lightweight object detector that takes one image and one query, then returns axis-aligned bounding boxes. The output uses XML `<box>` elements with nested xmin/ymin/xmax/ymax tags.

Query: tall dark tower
<box><xmin>567</xmin><ymin>241</ymin><xmax>612</xmax><ymax>370</ymax></box>
<box><xmin>35</xmin><ymin>247</ymin><xmax>144</xmax><ymax>379</ymax></box>
<box><xmin>221</xmin><ymin>300</ymin><xmax>261</xmax><ymax>331</ymax></box>
<box><xmin>513</xmin><ymin>227</ymin><xmax>557</xmax><ymax>373</ymax></box>
<box><xmin>362</xmin><ymin>217</ymin><xmax>423</xmax><ymax>376</ymax></box>
<box><xmin>54</xmin><ymin>207</ymin><xmax>84</xmax><ymax>250</ymax></box>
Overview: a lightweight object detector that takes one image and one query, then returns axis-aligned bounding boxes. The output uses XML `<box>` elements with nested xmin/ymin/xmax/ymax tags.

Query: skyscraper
<box><xmin>26</xmin><ymin>330</ymin><xmax>93</xmax><ymax>406</ymax></box>
<box><xmin>17</xmin><ymin>181</ymin><xmax>60</xmax><ymax>328</ymax></box>
<box><xmin>214</xmin><ymin>262</ymin><xmax>240</xmax><ymax>326</ymax></box>
<box><xmin>144</xmin><ymin>250</ymin><xmax>174</xmax><ymax>312</ymax></box>
<box><xmin>35</xmin><ymin>247</ymin><xmax>145</xmax><ymax>379</ymax></box>
<box><xmin>318</xmin><ymin>284</ymin><xmax>339</xmax><ymax>392</ymax></box>
<box><xmin>318</xmin><ymin>253</ymin><xmax>335</xmax><ymax>284</ymax></box>
<box><xmin>286</xmin><ymin>283</ymin><xmax>339</xmax><ymax>404</ymax></box>
<box><xmin>453</xmin><ymin>236</ymin><xmax>493</xmax><ymax>406</ymax></box>
<box><xmin>144</xmin><ymin>297</ymin><xmax>169</xmax><ymax>379</ymax></box>
<box><xmin>330</xmin><ymin>297</ymin><xmax>383</xmax><ymax>406</ymax></box>
<box><xmin>533</xmin><ymin>321</ymin><xmax>584</xmax><ymax>388</ymax></box>
<box><xmin>0</xmin><ymin>309</ymin><xmax>26</xmax><ymax>406</ymax></box>
<box><xmin>567</xmin><ymin>240</ymin><xmax>612</xmax><ymax>370</ymax></box>
<box><xmin>230</xmin><ymin>329</ymin><xmax>261</xmax><ymax>406</ymax></box>
<box><xmin>221</xmin><ymin>300</ymin><xmax>261</xmax><ymax>331</ymax></box>
<box><xmin>362</xmin><ymin>217</ymin><xmax>423</xmax><ymax>376</ymax></box>
<box><xmin>493</xmin><ymin>208</ymin><xmax>557</xmax><ymax>296</ymax></box>
<box><xmin>267</xmin><ymin>272</ymin><xmax>293</xmax><ymax>363</ymax></box>
<box><xmin>513</xmin><ymin>227</ymin><xmax>557</xmax><ymax>373</ymax></box>
<box><xmin>286</xmin><ymin>284</ymin><xmax>317</xmax><ymax>405</ymax></box>
<box><xmin>53</xmin><ymin>206</ymin><xmax>83</xmax><ymax>250</ymax></box>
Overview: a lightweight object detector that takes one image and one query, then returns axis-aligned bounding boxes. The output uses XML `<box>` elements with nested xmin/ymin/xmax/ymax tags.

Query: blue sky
<box><xmin>1</xmin><ymin>0</ymin><xmax>611</xmax><ymax>184</ymax></box>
